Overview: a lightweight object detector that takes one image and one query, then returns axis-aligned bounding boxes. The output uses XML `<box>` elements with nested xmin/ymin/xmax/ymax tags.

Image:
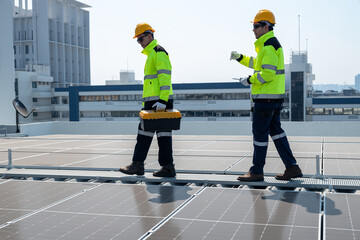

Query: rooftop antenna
<box><xmin>298</xmin><ymin>15</ymin><xmax>300</xmax><ymax>54</ymax></box>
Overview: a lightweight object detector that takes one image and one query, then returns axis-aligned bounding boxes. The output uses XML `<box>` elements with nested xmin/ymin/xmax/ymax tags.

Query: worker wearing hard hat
<box><xmin>230</xmin><ymin>10</ymin><xmax>303</xmax><ymax>181</ymax></box>
<box><xmin>119</xmin><ymin>23</ymin><xmax>176</xmax><ymax>177</ymax></box>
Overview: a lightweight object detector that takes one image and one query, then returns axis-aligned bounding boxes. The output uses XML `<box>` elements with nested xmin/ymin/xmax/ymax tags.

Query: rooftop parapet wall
<box><xmin>19</xmin><ymin>121</ymin><xmax>360</xmax><ymax>137</ymax></box>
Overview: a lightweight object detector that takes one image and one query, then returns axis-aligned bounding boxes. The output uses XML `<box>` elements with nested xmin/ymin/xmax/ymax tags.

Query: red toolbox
<box><xmin>139</xmin><ymin>109</ymin><xmax>182</xmax><ymax>131</ymax></box>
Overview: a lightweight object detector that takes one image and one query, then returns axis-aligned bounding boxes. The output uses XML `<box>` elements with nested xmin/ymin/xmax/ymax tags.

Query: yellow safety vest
<box><xmin>142</xmin><ymin>39</ymin><xmax>173</xmax><ymax>104</ymax></box>
<box><xmin>239</xmin><ymin>31</ymin><xmax>285</xmax><ymax>100</ymax></box>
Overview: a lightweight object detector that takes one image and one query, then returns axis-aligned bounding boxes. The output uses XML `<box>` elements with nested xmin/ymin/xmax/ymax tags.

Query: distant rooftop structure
<box><xmin>105</xmin><ymin>70</ymin><xmax>142</xmax><ymax>85</ymax></box>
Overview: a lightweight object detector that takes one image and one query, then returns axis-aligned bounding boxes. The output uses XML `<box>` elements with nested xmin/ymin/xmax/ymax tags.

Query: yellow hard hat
<box><xmin>251</xmin><ymin>9</ymin><xmax>276</xmax><ymax>25</ymax></box>
<box><xmin>133</xmin><ymin>23</ymin><xmax>155</xmax><ymax>39</ymax></box>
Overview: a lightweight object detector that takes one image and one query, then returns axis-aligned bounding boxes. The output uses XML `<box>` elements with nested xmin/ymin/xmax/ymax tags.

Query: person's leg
<box><xmin>269</xmin><ymin>103</ymin><xmax>297</xmax><ymax>168</ymax></box>
<box><xmin>269</xmin><ymin>103</ymin><xmax>302</xmax><ymax>180</ymax></box>
<box><xmin>238</xmin><ymin>102</ymin><xmax>274</xmax><ymax>182</ymax></box>
<box><xmin>132</xmin><ymin>123</ymin><xmax>154</xmax><ymax>163</ymax></box>
<box><xmin>119</xmin><ymin>123</ymin><xmax>154</xmax><ymax>175</ymax></box>
<box><xmin>153</xmin><ymin>131</ymin><xmax>176</xmax><ymax>177</ymax></box>
<box><xmin>249</xmin><ymin>102</ymin><xmax>274</xmax><ymax>175</ymax></box>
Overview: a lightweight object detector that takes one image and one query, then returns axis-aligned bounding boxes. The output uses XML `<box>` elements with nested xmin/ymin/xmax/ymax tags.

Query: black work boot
<box><xmin>153</xmin><ymin>164</ymin><xmax>176</xmax><ymax>177</ymax></box>
<box><xmin>275</xmin><ymin>165</ymin><xmax>303</xmax><ymax>180</ymax></box>
<box><xmin>119</xmin><ymin>162</ymin><xmax>144</xmax><ymax>176</ymax></box>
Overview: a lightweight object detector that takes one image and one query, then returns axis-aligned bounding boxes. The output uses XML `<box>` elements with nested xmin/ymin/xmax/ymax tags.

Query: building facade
<box><xmin>0</xmin><ymin>0</ymin><xmax>16</xmax><ymax>127</ymax></box>
<box><xmin>355</xmin><ymin>74</ymin><xmax>360</xmax><ymax>92</ymax></box>
<box><xmin>53</xmin><ymin>82</ymin><xmax>253</xmax><ymax>122</ymax></box>
<box><xmin>13</xmin><ymin>0</ymin><xmax>91</xmax><ymax>88</ymax></box>
<box><xmin>285</xmin><ymin>51</ymin><xmax>315</xmax><ymax>121</ymax></box>
<box><xmin>15</xmin><ymin>64</ymin><xmax>54</xmax><ymax>123</ymax></box>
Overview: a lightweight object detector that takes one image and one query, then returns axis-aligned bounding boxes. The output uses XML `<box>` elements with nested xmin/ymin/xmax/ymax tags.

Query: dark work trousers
<box><xmin>132</xmin><ymin>100</ymin><xmax>174</xmax><ymax>166</ymax></box>
<box><xmin>250</xmin><ymin>101</ymin><xmax>297</xmax><ymax>175</ymax></box>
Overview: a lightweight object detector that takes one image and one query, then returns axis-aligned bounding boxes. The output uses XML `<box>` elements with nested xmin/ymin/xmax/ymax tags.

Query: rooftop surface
<box><xmin>1</xmin><ymin>134</ymin><xmax>360</xmax><ymax>239</ymax></box>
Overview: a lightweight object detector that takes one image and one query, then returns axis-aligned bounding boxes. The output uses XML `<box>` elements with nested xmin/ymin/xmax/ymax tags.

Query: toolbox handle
<box><xmin>153</xmin><ymin>109</ymin><xmax>167</xmax><ymax>113</ymax></box>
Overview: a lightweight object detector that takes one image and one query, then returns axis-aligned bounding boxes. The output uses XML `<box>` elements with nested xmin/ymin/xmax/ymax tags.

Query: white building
<box><xmin>355</xmin><ymin>74</ymin><xmax>360</xmax><ymax>91</ymax></box>
<box><xmin>0</xmin><ymin>0</ymin><xmax>16</xmax><ymax>128</ymax></box>
<box><xmin>13</xmin><ymin>0</ymin><xmax>91</xmax><ymax>88</ymax></box>
<box><xmin>285</xmin><ymin>51</ymin><xmax>315</xmax><ymax>121</ymax></box>
<box><xmin>15</xmin><ymin>64</ymin><xmax>54</xmax><ymax>123</ymax></box>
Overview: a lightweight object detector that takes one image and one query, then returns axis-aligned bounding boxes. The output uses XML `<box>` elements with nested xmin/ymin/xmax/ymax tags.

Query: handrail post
<box><xmin>6</xmin><ymin>149</ymin><xmax>13</xmax><ymax>170</ymax></box>
<box><xmin>314</xmin><ymin>154</ymin><xmax>322</xmax><ymax>179</ymax></box>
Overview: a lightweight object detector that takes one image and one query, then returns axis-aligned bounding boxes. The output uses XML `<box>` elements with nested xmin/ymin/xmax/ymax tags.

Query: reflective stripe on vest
<box><xmin>249</xmin><ymin>57</ymin><xmax>254</xmax><ymax>68</ymax></box>
<box><xmin>144</xmin><ymin>69</ymin><xmax>172</xmax><ymax>80</ymax></box>
<box><xmin>252</xmin><ymin>94</ymin><xmax>285</xmax><ymax>99</ymax></box>
<box><xmin>160</xmin><ymin>86</ymin><xmax>171</xmax><ymax>90</ymax></box>
<box><xmin>254</xmin><ymin>70</ymin><xmax>285</xmax><ymax>75</ymax></box>
<box><xmin>257</xmin><ymin>73</ymin><xmax>266</xmax><ymax>83</ymax></box>
<box><xmin>143</xmin><ymin>95</ymin><xmax>173</xmax><ymax>102</ymax></box>
<box><xmin>262</xmin><ymin>64</ymin><xmax>277</xmax><ymax>71</ymax></box>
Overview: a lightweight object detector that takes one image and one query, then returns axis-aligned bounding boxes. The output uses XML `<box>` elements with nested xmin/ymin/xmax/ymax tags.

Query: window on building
<box><xmin>25</xmin><ymin>45</ymin><xmax>29</xmax><ymax>54</ymax></box>
<box><xmin>88</xmin><ymin>96</ymin><xmax>95</xmax><ymax>101</ymax></box>
<box><xmin>314</xmin><ymin>108</ymin><xmax>324</xmax><ymax>115</ymax></box>
<box><xmin>354</xmin><ymin>108</ymin><xmax>360</xmax><ymax>115</ymax></box>
<box><xmin>62</xmin><ymin>98</ymin><xmax>68</xmax><ymax>104</ymax></box>
<box><xmin>103</xmin><ymin>95</ymin><xmax>111</xmax><ymax>101</ymax></box>
<box><xmin>119</xmin><ymin>95</ymin><xmax>126</xmax><ymax>101</ymax></box>
<box><xmin>32</xmin><ymin>98</ymin><xmax>38</xmax><ymax>102</ymax></box>
<box><xmin>213</xmin><ymin>94</ymin><xmax>222</xmax><ymax>100</ymax></box>
<box><xmin>15</xmin><ymin>78</ymin><xmax>19</xmax><ymax>98</ymax></box>
<box><xmin>195</xmin><ymin>94</ymin><xmax>203</xmax><ymax>100</ymax></box>
<box><xmin>95</xmin><ymin>96</ymin><xmax>103</xmax><ymax>101</ymax></box>
<box><xmin>51</xmin><ymin>97</ymin><xmax>58</xmax><ymax>104</ymax></box>
<box><xmin>32</xmin><ymin>82</ymin><xmax>37</xmax><ymax>88</ymax></box>
<box><xmin>33</xmin><ymin>112</ymin><xmax>38</xmax><ymax>117</ymax></box>
<box><xmin>343</xmin><ymin>108</ymin><xmax>353</xmax><ymax>115</ymax></box>
<box><xmin>333</xmin><ymin>108</ymin><xmax>343</xmax><ymax>115</ymax></box>
<box><xmin>324</xmin><ymin>108</ymin><xmax>332</xmax><ymax>115</ymax></box>
<box><xmin>13</xmin><ymin>46</ymin><xmax>16</xmax><ymax>54</ymax></box>
<box><xmin>51</xmin><ymin>111</ymin><xmax>60</xmax><ymax>118</ymax></box>
<box><xmin>112</xmin><ymin>95</ymin><xmax>119</xmax><ymax>101</ymax></box>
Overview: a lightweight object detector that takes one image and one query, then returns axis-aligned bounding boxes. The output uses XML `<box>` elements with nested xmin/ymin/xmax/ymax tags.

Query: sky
<box><xmin>81</xmin><ymin>0</ymin><xmax>360</xmax><ymax>86</ymax></box>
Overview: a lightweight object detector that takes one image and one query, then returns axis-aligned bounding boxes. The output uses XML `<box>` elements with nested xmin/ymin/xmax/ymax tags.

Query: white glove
<box><xmin>240</xmin><ymin>76</ymin><xmax>250</xmax><ymax>86</ymax></box>
<box><xmin>232</xmin><ymin>76</ymin><xmax>250</xmax><ymax>86</ymax></box>
<box><xmin>230</xmin><ymin>51</ymin><xmax>241</xmax><ymax>60</ymax></box>
<box><xmin>152</xmin><ymin>102</ymin><xmax>166</xmax><ymax>111</ymax></box>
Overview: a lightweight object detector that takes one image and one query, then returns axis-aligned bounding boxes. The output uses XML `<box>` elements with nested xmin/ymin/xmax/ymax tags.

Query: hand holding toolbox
<box><xmin>139</xmin><ymin>109</ymin><xmax>182</xmax><ymax>131</ymax></box>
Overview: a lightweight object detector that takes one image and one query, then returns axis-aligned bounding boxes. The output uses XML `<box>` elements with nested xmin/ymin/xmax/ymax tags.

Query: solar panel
<box><xmin>0</xmin><ymin>180</ymin><xmax>93</xmax><ymax>226</ymax></box>
<box><xmin>2</xmin><ymin>134</ymin><xmax>360</xmax><ymax>239</ymax></box>
<box><xmin>324</xmin><ymin>193</ymin><xmax>360</xmax><ymax>240</ymax></box>
<box><xmin>0</xmin><ymin>181</ymin><xmax>199</xmax><ymax>239</ymax></box>
<box><xmin>148</xmin><ymin>188</ymin><xmax>321</xmax><ymax>239</ymax></box>
<box><xmin>323</xmin><ymin>142</ymin><xmax>360</xmax><ymax>177</ymax></box>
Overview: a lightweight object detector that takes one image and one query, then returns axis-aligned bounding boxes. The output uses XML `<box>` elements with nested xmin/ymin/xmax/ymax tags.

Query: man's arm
<box><xmin>156</xmin><ymin>51</ymin><xmax>172</xmax><ymax>104</ymax></box>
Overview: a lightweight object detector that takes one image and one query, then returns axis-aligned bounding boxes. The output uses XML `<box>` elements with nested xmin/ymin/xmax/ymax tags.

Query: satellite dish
<box><xmin>12</xmin><ymin>99</ymin><xmax>36</xmax><ymax>118</ymax></box>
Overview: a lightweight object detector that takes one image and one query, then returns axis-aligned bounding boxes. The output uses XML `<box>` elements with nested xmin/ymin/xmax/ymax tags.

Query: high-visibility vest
<box><xmin>141</xmin><ymin>39</ymin><xmax>173</xmax><ymax>104</ymax></box>
<box><xmin>239</xmin><ymin>31</ymin><xmax>285</xmax><ymax>100</ymax></box>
